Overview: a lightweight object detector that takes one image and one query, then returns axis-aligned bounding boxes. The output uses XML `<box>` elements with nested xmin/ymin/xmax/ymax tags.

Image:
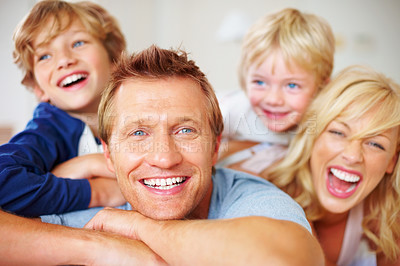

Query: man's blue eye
<box><xmin>39</xmin><ymin>54</ymin><xmax>51</xmax><ymax>61</ymax></box>
<box><xmin>133</xmin><ymin>130</ymin><xmax>146</xmax><ymax>136</ymax></box>
<box><xmin>287</xmin><ymin>83</ymin><xmax>298</xmax><ymax>89</ymax></box>
<box><xmin>73</xmin><ymin>41</ymin><xmax>84</xmax><ymax>48</ymax></box>
<box><xmin>180</xmin><ymin>128</ymin><xmax>193</xmax><ymax>134</ymax></box>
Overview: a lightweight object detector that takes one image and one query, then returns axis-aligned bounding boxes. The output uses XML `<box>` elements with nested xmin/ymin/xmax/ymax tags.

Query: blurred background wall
<box><xmin>1</xmin><ymin>0</ymin><xmax>399</xmax><ymax>139</ymax></box>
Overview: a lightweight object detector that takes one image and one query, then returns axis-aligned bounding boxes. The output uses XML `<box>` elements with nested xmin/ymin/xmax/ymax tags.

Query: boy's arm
<box><xmin>0</xmin><ymin>210</ymin><xmax>166</xmax><ymax>265</ymax></box>
<box><xmin>0</xmin><ymin>103</ymin><xmax>92</xmax><ymax>216</ymax></box>
<box><xmin>52</xmin><ymin>153</ymin><xmax>115</xmax><ymax>179</ymax></box>
<box><xmin>51</xmin><ymin>154</ymin><xmax>126</xmax><ymax>207</ymax></box>
<box><xmin>86</xmin><ymin>208</ymin><xmax>324</xmax><ymax>265</ymax></box>
<box><xmin>88</xmin><ymin>178</ymin><xmax>125</xmax><ymax>208</ymax></box>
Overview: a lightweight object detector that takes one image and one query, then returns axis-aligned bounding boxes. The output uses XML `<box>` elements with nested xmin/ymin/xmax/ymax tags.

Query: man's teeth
<box><xmin>143</xmin><ymin>177</ymin><xmax>187</xmax><ymax>190</ymax></box>
<box><xmin>331</xmin><ymin>168</ymin><xmax>360</xmax><ymax>182</ymax></box>
<box><xmin>60</xmin><ymin>74</ymin><xmax>87</xmax><ymax>87</ymax></box>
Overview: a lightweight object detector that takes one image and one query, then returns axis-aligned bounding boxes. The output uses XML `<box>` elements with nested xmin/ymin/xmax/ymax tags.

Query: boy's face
<box><xmin>246</xmin><ymin>51</ymin><xmax>317</xmax><ymax>132</ymax></box>
<box><xmin>32</xmin><ymin>18</ymin><xmax>112</xmax><ymax>115</ymax></box>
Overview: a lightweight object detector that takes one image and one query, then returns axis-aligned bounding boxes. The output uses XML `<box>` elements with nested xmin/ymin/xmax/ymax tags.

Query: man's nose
<box><xmin>146</xmin><ymin>134</ymin><xmax>183</xmax><ymax>169</ymax></box>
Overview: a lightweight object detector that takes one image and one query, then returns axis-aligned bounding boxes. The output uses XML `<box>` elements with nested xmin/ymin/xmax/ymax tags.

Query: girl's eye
<box><xmin>287</xmin><ymin>83</ymin><xmax>299</xmax><ymax>89</ymax></box>
<box><xmin>254</xmin><ymin>80</ymin><xmax>265</xmax><ymax>86</ymax></box>
<box><xmin>73</xmin><ymin>41</ymin><xmax>85</xmax><ymax>48</ymax></box>
<box><xmin>39</xmin><ymin>54</ymin><xmax>51</xmax><ymax>61</ymax></box>
<box><xmin>132</xmin><ymin>130</ymin><xmax>146</xmax><ymax>136</ymax></box>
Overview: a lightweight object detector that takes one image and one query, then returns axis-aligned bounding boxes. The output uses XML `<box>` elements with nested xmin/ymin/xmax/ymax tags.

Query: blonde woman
<box><xmin>266</xmin><ymin>65</ymin><xmax>400</xmax><ymax>265</ymax></box>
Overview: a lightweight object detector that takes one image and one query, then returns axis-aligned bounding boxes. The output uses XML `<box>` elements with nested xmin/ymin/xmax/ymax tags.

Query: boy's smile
<box><xmin>32</xmin><ymin>18</ymin><xmax>112</xmax><ymax>115</ymax></box>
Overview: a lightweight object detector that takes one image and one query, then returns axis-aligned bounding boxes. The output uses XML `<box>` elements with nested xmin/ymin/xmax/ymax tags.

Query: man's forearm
<box><xmin>138</xmin><ymin>215</ymin><xmax>324</xmax><ymax>265</ymax></box>
<box><xmin>0</xmin><ymin>210</ymin><xmax>164</xmax><ymax>265</ymax></box>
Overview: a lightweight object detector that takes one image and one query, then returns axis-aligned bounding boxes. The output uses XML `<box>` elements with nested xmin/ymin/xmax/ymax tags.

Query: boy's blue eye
<box><xmin>39</xmin><ymin>54</ymin><xmax>51</xmax><ymax>61</ymax></box>
<box><xmin>73</xmin><ymin>41</ymin><xmax>84</xmax><ymax>48</ymax></box>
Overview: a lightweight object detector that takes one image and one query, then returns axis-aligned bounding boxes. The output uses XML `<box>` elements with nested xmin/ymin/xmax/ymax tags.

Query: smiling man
<box><xmin>41</xmin><ymin>45</ymin><xmax>323</xmax><ymax>265</ymax></box>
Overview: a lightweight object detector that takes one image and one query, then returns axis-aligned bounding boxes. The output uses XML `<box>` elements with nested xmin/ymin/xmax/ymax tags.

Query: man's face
<box><xmin>104</xmin><ymin>77</ymin><xmax>219</xmax><ymax>220</ymax></box>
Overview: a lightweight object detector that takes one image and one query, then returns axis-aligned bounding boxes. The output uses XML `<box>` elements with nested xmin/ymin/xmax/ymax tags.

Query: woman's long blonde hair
<box><xmin>265</xmin><ymin>65</ymin><xmax>400</xmax><ymax>261</ymax></box>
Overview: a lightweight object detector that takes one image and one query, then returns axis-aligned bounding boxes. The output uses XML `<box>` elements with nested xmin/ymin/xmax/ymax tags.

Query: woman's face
<box><xmin>310</xmin><ymin>113</ymin><xmax>399</xmax><ymax>214</ymax></box>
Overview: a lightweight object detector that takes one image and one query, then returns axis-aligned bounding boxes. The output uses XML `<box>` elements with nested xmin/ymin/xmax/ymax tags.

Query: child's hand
<box><xmin>52</xmin><ymin>153</ymin><xmax>115</xmax><ymax>179</ymax></box>
<box><xmin>88</xmin><ymin>178</ymin><xmax>126</xmax><ymax>207</ymax></box>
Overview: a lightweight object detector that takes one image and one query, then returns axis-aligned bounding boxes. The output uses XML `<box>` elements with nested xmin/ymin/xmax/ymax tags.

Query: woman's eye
<box><xmin>73</xmin><ymin>41</ymin><xmax>85</xmax><ymax>48</ymax></box>
<box><xmin>328</xmin><ymin>129</ymin><xmax>344</xmax><ymax>137</ymax></box>
<box><xmin>39</xmin><ymin>54</ymin><xmax>51</xmax><ymax>61</ymax></box>
<box><xmin>367</xmin><ymin>141</ymin><xmax>385</xmax><ymax>151</ymax></box>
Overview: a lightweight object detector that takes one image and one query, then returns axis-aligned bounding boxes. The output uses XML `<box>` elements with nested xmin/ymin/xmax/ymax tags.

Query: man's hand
<box><xmin>85</xmin><ymin>208</ymin><xmax>144</xmax><ymax>240</ymax></box>
<box><xmin>52</xmin><ymin>153</ymin><xmax>115</xmax><ymax>179</ymax></box>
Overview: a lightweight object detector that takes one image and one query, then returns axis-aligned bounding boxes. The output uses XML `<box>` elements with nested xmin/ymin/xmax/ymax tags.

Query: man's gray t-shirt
<box><xmin>41</xmin><ymin>168</ymin><xmax>311</xmax><ymax>232</ymax></box>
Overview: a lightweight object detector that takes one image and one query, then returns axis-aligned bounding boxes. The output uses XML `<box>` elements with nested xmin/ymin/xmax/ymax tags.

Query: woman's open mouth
<box><xmin>326</xmin><ymin>167</ymin><xmax>361</xmax><ymax>198</ymax></box>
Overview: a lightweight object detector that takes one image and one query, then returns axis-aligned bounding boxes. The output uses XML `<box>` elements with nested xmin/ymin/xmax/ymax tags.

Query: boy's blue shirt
<box><xmin>0</xmin><ymin>102</ymin><xmax>91</xmax><ymax>217</ymax></box>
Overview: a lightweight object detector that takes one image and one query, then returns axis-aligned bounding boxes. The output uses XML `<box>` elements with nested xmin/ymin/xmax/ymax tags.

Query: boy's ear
<box><xmin>101</xmin><ymin>139</ymin><xmax>116</xmax><ymax>173</ymax></box>
<box><xmin>33</xmin><ymin>85</ymin><xmax>50</xmax><ymax>102</ymax></box>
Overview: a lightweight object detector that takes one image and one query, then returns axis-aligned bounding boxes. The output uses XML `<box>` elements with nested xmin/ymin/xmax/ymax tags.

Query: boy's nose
<box><xmin>57</xmin><ymin>50</ymin><xmax>77</xmax><ymax>69</ymax></box>
<box><xmin>145</xmin><ymin>135</ymin><xmax>183</xmax><ymax>169</ymax></box>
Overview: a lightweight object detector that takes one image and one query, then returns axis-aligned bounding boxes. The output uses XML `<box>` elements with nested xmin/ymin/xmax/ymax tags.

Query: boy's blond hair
<box><xmin>13</xmin><ymin>0</ymin><xmax>126</xmax><ymax>89</ymax></box>
<box><xmin>239</xmin><ymin>8</ymin><xmax>335</xmax><ymax>91</ymax></box>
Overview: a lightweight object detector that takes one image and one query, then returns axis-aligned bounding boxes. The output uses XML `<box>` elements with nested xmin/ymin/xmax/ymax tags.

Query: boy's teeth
<box><xmin>143</xmin><ymin>177</ymin><xmax>186</xmax><ymax>190</ymax></box>
<box><xmin>331</xmin><ymin>168</ymin><xmax>360</xmax><ymax>182</ymax></box>
<box><xmin>60</xmin><ymin>74</ymin><xmax>87</xmax><ymax>87</ymax></box>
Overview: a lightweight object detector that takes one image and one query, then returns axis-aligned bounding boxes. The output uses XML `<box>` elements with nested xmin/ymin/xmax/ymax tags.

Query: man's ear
<box><xmin>33</xmin><ymin>85</ymin><xmax>50</xmax><ymax>102</ymax></box>
<box><xmin>212</xmin><ymin>135</ymin><xmax>222</xmax><ymax>165</ymax></box>
<box><xmin>102</xmin><ymin>139</ymin><xmax>115</xmax><ymax>173</ymax></box>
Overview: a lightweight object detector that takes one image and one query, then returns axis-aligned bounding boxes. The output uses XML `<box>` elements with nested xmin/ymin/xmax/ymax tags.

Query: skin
<box><xmin>310</xmin><ymin>115</ymin><xmax>398</xmax><ymax>214</ymax></box>
<box><xmin>84</xmin><ymin>76</ymin><xmax>324</xmax><ymax>265</ymax></box>
<box><xmin>31</xmin><ymin>17</ymin><xmax>124</xmax><ymax>208</ymax></box>
<box><xmin>246</xmin><ymin>50</ymin><xmax>317</xmax><ymax>133</ymax></box>
<box><xmin>310</xmin><ymin>112</ymin><xmax>399</xmax><ymax>264</ymax></box>
<box><xmin>0</xmin><ymin>210</ymin><xmax>166</xmax><ymax>265</ymax></box>
<box><xmin>32</xmin><ymin>18</ymin><xmax>112</xmax><ymax>129</ymax></box>
<box><xmin>103</xmin><ymin>77</ymin><xmax>218</xmax><ymax>220</ymax></box>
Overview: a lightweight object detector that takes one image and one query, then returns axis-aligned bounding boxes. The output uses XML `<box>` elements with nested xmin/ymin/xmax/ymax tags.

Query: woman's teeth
<box><xmin>331</xmin><ymin>168</ymin><xmax>360</xmax><ymax>183</ymax></box>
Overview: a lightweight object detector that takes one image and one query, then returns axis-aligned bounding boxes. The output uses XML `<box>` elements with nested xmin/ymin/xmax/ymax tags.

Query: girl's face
<box><xmin>32</xmin><ymin>18</ymin><xmax>112</xmax><ymax>115</ymax></box>
<box><xmin>246</xmin><ymin>50</ymin><xmax>318</xmax><ymax>132</ymax></box>
<box><xmin>310</xmin><ymin>113</ymin><xmax>399</xmax><ymax>214</ymax></box>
